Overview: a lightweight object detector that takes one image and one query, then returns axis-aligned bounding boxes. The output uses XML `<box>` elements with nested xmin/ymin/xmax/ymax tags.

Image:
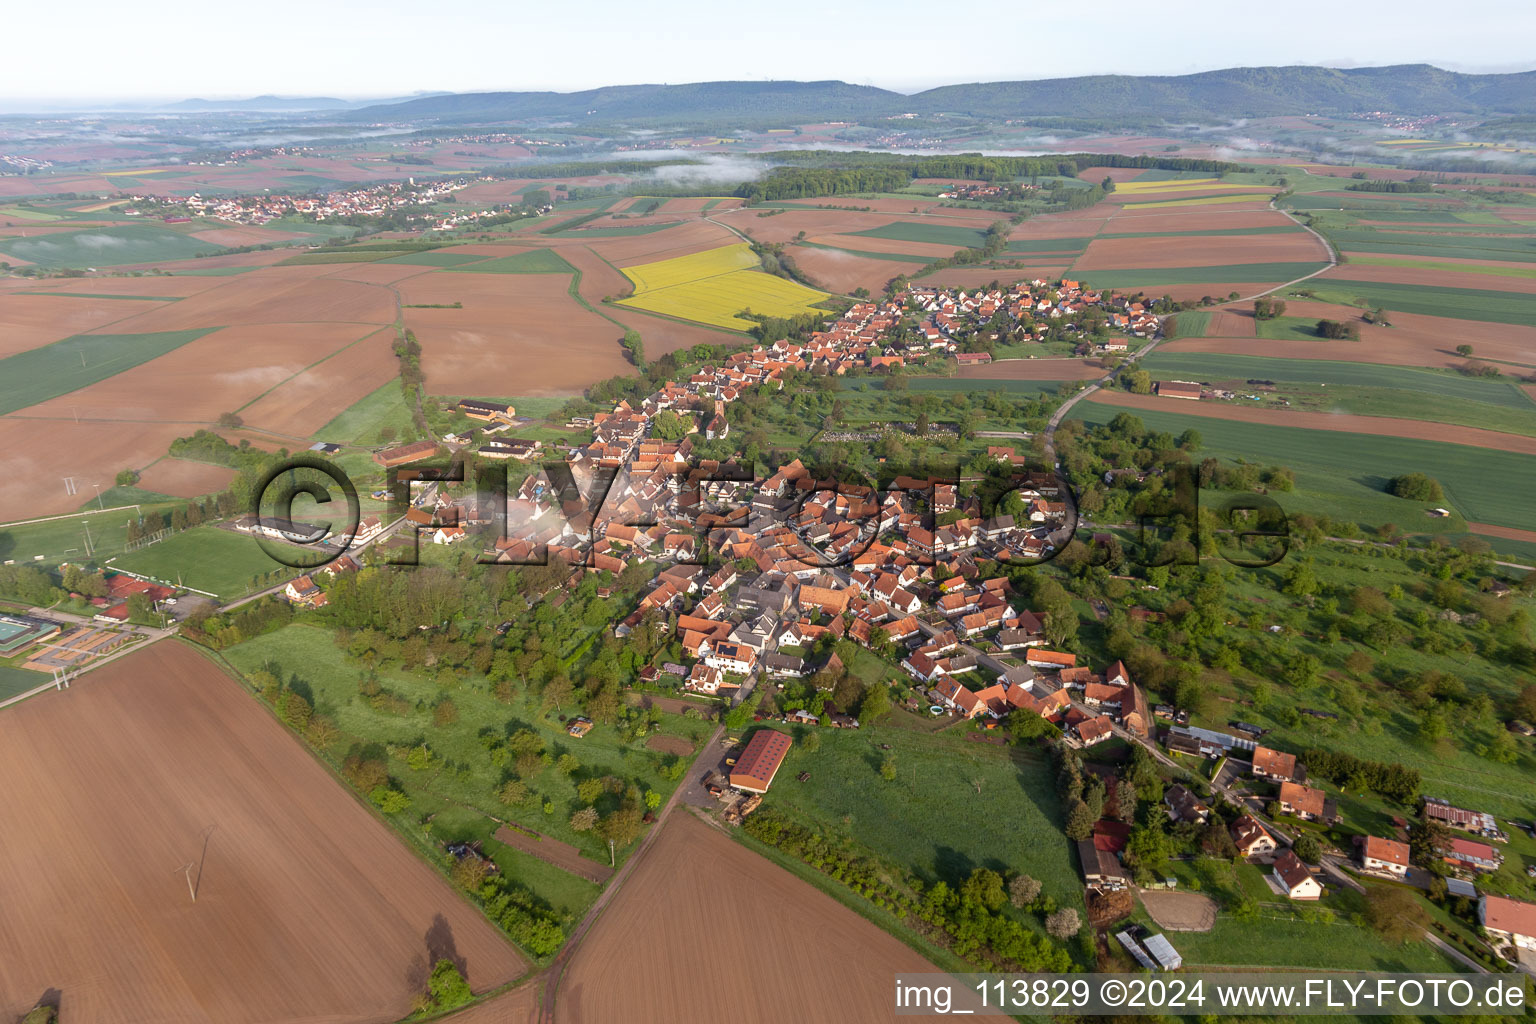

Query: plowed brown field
<box><xmin>557</xmin><ymin>811</ymin><xmax>961</xmax><ymax>1024</ymax></box>
<box><xmin>1201</xmin><ymin>309</ymin><xmax>1256</xmax><ymax>336</ymax></box>
<box><xmin>402</xmin><ymin>272</ymin><xmax>631</xmax><ymax>395</ymax></box>
<box><xmin>0</xmin><ymin>642</ymin><xmax>526</xmax><ymax>1024</ymax></box>
<box><xmin>958</xmin><ymin>358</ymin><xmax>1106</xmax><ymax>381</ymax></box>
<box><xmin>0</xmin><ymin>294</ymin><xmax>177</xmax><ymax>356</ymax></box>
<box><xmin>135</xmin><ymin>458</ymin><xmax>237</xmax><ymax>497</ymax></box>
<box><xmin>88</xmin><ymin>268</ymin><xmax>395</xmax><ymax>331</ymax></box>
<box><xmin>239</xmin><ymin>326</ymin><xmax>401</xmax><ymax>436</ymax></box>
<box><xmin>792</xmin><ymin>246</ymin><xmax>924</xmax><ymax>293</ymax></box>
<box><xmin>1075</xmin><ymin>232</ymin><xmax>1326</xmax><ymax>270</ymax></box>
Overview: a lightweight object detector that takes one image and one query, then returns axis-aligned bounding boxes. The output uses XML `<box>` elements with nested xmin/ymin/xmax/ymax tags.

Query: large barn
<box><xmin>729</xmin><ymin>729</ymin><xmax>792</xmax><ymax>794</ymax></box>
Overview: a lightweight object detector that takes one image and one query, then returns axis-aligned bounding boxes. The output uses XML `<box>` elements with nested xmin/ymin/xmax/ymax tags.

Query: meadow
<box><xmin>617</xmin><ymin>242</ymin><xmax>831</xmax><ymax>330</ymax></box>
<box><xmin>0</xmin><ymin>224</ymin><xmax>223</xmax><ymax>268</ymax></box>
<box><xmin>760</xmin><ymin>720</ymin><xmax>1083</xmax><ymax>914</ymax></box>
<box><xmin>1122</xmin><ymin>194</ymin><xmax>1273</xmax><ymax>209</ymax></box>
<box><xmin>1071</xmin><ymin>397</ymin><xmax>1536</xmax><ymax>532</ymax></box>
<box><xmin>0</xmin><ymin>328</ymin><xmax>216</xmax><ymax>416</ymax></box>
<box><xmin>220</xmin><ymin>623</ymin><xmax>711</xmax><ymax>870</ymax></box>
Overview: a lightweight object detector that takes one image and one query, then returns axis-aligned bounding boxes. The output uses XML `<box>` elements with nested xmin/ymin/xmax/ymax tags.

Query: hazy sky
<box><xmin>8</xmin><ymin>0</ymin><xmax>1536</xmax><ymax>101</ymax></box>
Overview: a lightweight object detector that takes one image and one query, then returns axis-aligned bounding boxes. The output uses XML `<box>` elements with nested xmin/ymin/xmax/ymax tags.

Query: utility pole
<box><xmin>82</xmin><ymin>520</ymin><xmax>93</xmax><ymax>559</ymax></box>
<box><xmin>177</xmin><ymin>862</ymin><xmax>197</xmax><ymax>902</ymax></box>
<box><xmin>93</xmin><ymin>482</ymin><xmax>104</xmax><ymax>511</ymax></box>
<box><xmin>609</xmin><ymin>838</ymin><xmax>615</xmax><ymax>867</ymax></box>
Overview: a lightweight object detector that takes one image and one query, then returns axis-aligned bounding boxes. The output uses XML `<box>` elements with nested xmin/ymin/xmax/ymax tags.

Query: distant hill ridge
<box><xmin>340</xmin><ymin>65</ymin><xmax>1536</xmax><ymax>123</ymax></box>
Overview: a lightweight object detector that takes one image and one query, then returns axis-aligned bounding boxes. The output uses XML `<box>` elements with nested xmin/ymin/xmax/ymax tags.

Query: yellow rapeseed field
<box><xmin>618</xmin><ymin>242</ymin><xmax>830</xmax><ymax>330</ymax></box>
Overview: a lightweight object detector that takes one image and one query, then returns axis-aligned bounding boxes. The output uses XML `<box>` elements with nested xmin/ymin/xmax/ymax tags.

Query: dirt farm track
<box><xmin>0</xmin><ymin>642</ymin><xmax>526</xmax><ymax>1024</ymax></box>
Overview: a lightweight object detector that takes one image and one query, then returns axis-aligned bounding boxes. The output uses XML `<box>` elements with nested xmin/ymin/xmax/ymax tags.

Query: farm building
<box><xmin>373</xmin><ymin>440</ymin><xmax>439</xmax><ymax>467</ymax></box>
<box><xmin>1115</xmin><ymin>931</ymin><xmax>1156</xmax><ymax>970</ymax></box>
<box><xmin>1154</xmin><ymin>381</ymin><xmax>1202</xmax><ymax>400</ymax></box>
<box><xmin>1142</xmin><ymin>933</ymin><xmax>1182</xmax><ymax>971</ymax></box>
<box><xmin>1423</xmin><ymin>798</ymin><xmax>1500</xmax><ymax>838</ymax></box>
<box><xmin>729</xmin><ymin>728</ymin><xmax>792</xmax><ymax>793</ymax></box>
<box><xmin>457</xmin><ymin>399</ymin><xmax>516</xmax><ymax>423</ymax></box>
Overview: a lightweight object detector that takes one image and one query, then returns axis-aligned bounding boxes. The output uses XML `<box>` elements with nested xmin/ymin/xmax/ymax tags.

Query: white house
<box><xmin>1272</xmin><ymin>850</ymin><xmax>1323</xmax><ymax>900</ymax></box>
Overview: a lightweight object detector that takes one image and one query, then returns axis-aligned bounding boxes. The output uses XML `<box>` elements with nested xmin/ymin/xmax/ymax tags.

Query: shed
<box><xmin>1143</xmin><ymin>933</ymin><xmax>1182</xmax><ymax>970</ymax></box>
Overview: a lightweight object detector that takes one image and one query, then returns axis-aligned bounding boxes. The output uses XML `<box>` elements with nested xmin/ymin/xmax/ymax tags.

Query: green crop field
<box><xmin>1346</xmin><ymin>255</ymin><xmax>1536</xmax><ymax>281</ymax></box>
<box><xmin>378</xmin><ymin>250</ymin><xmax>489</xmax><ymax>266</ymax></box>
<box><xmin>1077</xmin><ymin>262</ymin><xmax>1328</xmax><ymax>288</ymax></box>
<box><xmin>447</xmin><ymin>249</ymin><xmax>574</xmax><ymax>274</ymax></box>
<box><xmin>110</xmin><ymin>524</ymin><xmax>295</xmax><ymax>599</ymax></box>
<box><xmin>1071</xmin><ymin>397</ymin><xmax>1536</xmax><ymax>531</ymax></box>
<box><xmin>1293</xmin><ymin>279</ymin><xmax>1536</xmax><ymax>327</ymax></box>
<box><xmin>1328</xmin><ymin>229</ymin><xmax>1536</xmax><ymax>263</ymax></box>
<box><xmin>853</xmin><ymin>221</ymin><xmax>989</xmax><ymax>249</ymax></box>
<box><xmin>759</xmin><ymin>720</ymin><xmax>1083</xmax><ymax>914</ymax></box>
<box><xmin>15</xmin><ymin>291</ymin><xmax>179</xmax><ymax>302</ymax></box>
<box><xmin>1143</xmin><ymin>353</ymin><xmax>1536</xmax><ymax>407</ymax></box>
<box><xmin>1005</xmin><ymin>236</ymin><xmax>1092</xmax><ymax>253</ymax></box>
<box><xmin>0</xmin><ymin>224</ymin><xmax>224</xmax><ymax>269</ymax></box>
<box><xmin>1168</xmin><ymin>310</ymin><xmax>1212</xmax><ymax>337</ymax></box>
<box><xmin>0</xmin><ymin>328</ymin><xmax>216</xmax><ymax>416</ymax></box>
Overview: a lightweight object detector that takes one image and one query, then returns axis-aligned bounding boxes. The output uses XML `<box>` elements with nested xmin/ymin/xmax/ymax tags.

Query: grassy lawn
<box><xmin>758</xmin><ymin>721</ymin><xmax>1083</xmax><ymax>912</ymax></box>
<box><xmin>219</xmin><ymin>623</ymin><xmax>710</xmax><ymax>870</ymax></box>
<box><xmin>0</xmin><ymin>661</ymin><xmax>48</xmax><ymax>701</ymax></box>
<box><xmin>1254</xmin><ymin>315</ymin><xmax>1334</xmax><ymax>343</ymax></box>
<box><xmin>0</xmin><ymin>328</ymin><xmax>217</xmax><ymax>416</ymax></box>
<box><xmin>1072</xmin><ymin>396</ymin><xmax>1536</xmax><ymax>532</ymax></box>
<box><xmin>109</xmin><ymin>524</ymin><xmax>292</xmax><ymax>599</ymax></box>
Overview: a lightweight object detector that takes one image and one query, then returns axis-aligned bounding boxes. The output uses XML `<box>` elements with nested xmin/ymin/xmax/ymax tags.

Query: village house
<box><xmin>1358</xmin><ymin>836</ymin><xmax>1410</xmax><ymax>879</ymax></box>
<box><xmin>1250</xmin><ymin>745</ymin><xmax>1300</xmax><ymax>783</ymax></box>
<box><xmin>1277</xmin><ymin>781</ymin><xmax>1336</xmax><ymax>823</ymax></box>
<box><xmin>1272</xmin><ymin>849</ymin><xmax>1323</xmax><ymax>900</ymax></box>
<box><xmin>283</xmin><ymin>575</ymin><xmax>326</xmax><ymax>608</ymax></box>
<box><xmin>1163</xmin><ymin>784</ymin><xmax>1210</xmax><ymax>825</ymax></box>
<box><xmin>1478</xmin><ymin>894</ymin><xmax>1536</xmax><ymax>952</ymax></box>
<box><xmin>1230</xmin><ymin>815</ymin><xmax>1276</xmax><ymax>858</ymax></box>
